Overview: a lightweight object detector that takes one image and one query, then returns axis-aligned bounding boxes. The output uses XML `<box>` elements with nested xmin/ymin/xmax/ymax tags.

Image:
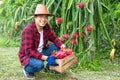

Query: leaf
<box><xmin>67</xmin><ymin>0</ymin><xmax>73</xmax><ymax>10</ymax></box>
<box><xmin>14</xmin><ymin>6</ymin><xmax>21</xmax><ymax>21</ymax></box>
<box><xmin>46</xmin><ymin>0</ymin><xmax>54</xmax><ymax>9</ymax></box>
<box><xmin>101</xmin><ymin>2</ymin><xmax>110</xmax><ymax>11</ymax></box>
<box><xmin>53</xmin><ymin>0</ymin><xmax>62</xmax><ymax>14</ymax></box>
<box><xmin>74</xmin><ymin>11</ymin><xmax>79</xmax><ymax>21</ymax></box>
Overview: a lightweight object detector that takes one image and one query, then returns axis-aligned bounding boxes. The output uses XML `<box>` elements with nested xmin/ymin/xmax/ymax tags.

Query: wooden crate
<box><xmin>49</xmin><ymin>53</ymin><xmax>76</xmax><ymax>73</ymax></box>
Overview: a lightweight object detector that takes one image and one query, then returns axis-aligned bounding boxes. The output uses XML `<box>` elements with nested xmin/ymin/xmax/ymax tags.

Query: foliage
<box><xmin>0</xmin><ymin>0</ymin><xmax>120</xmax><ymax>70</ymax></box>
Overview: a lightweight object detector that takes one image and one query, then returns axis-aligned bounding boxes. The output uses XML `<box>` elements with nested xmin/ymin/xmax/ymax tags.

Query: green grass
<box><xmin>0</xmin><ymin>47</ymin><xmax>120</xmax><ymax>80</ymax></box>
<box><xmin>0</xmin><ymin>35</ymin><xmax>20</xmax><ymax>47</ymax></box>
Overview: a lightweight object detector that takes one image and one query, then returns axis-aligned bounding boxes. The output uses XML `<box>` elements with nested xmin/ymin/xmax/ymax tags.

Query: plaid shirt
<box><xmin>18</xmin><ymin>20</ymin><xmax>63</xmax><ymax>66</ymax></box>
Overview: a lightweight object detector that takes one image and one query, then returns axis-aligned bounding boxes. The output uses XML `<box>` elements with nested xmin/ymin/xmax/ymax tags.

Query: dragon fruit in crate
<box><xmin>52</xmin><ymin>48</ymin><xmax>73</xmax><ymax>59</ymax></box>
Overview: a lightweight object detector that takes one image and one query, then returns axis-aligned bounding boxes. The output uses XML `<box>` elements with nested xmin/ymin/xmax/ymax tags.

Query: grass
<box><xmin>0</xmin><ymin>46</ymin><xmax>120</xmax><ymax>80</ymax></box>
<box><xmin>0</xmin><ymin>47</ymin><xmax>77</xmax><ymax>80</ymax></box>
<box><xmin>0</xmin><ymin>35</ymin><xmax>20</xmax><ymax>47</ymax></box>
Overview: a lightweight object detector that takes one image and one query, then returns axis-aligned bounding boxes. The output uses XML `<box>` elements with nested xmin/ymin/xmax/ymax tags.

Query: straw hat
<box><xmin>30</xmin><ymin>4</ymin><xmax>54</xmax><ymax>16</ymax></box>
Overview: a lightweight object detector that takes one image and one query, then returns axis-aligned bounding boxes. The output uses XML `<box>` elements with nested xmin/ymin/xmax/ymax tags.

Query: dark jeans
<box><xmin>24</xmin><ymin>44</ymin><xmax>59</xmax><ymax>73</ymax></box>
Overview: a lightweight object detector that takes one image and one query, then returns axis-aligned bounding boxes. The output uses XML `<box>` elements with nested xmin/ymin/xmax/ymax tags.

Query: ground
<box><xmin>0</xmin><ymin>47</ymin><xmax>120</xmax><ymax>80</ymax></box>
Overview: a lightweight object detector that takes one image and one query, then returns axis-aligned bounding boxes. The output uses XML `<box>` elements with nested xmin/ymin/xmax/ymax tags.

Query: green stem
<box><xmin>97</xmin><ymin>0</ymin><xmax>112</xmax><ymax>47</ymax></box>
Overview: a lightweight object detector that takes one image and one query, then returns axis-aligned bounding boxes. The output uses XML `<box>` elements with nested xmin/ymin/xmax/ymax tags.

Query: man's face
<box><xmin>34</xmin><ymin>15</ymin><xmax>48</xmax><ymax>27</ymax></box>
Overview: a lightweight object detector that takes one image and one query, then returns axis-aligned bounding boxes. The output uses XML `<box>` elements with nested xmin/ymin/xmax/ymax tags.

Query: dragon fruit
<box><xmin>52</xmin><ymin>48</ymin><xmax>73</xmax><ymax>59</ymax></box>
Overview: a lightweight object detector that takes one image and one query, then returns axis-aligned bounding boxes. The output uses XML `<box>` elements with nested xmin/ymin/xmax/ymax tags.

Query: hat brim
<box><xmin>29</xmin><ymin>13</ymin><xmax>54</xmax><ymax>16</ymax></box>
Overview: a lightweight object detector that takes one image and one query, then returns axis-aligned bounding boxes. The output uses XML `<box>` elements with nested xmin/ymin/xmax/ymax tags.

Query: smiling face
<box><xmin>34</xmin><ymin>15</ymin><xmax>48</xmax><ymax>30</ymax></box>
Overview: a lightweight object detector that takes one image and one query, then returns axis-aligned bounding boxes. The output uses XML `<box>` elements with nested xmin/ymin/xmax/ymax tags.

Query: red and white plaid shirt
<box><xmin>18</xmin><ymin>20</ymin><xmax>63</xmax><ymax>66</ymax></box>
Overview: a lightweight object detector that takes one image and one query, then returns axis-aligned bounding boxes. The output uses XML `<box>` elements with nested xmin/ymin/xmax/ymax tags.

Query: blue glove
<box><xmin>47</xmin><ymin>56</ymin><xmax>57</xmax><ymax>66</ymax></box>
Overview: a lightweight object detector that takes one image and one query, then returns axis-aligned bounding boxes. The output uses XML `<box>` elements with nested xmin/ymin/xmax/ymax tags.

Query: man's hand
<box><xmin>47</xmin><ymin>56</ymin><xmax>57</xmax><ymax>66</ymax></box>
<box><xmin>41</xmin><ymin>55</ymin><xmax>48</xmax><ymax>61</ymax></box>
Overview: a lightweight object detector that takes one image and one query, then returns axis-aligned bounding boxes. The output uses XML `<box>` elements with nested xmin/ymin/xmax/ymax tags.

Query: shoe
<box><xmin>23</xmin><ymin>69</ymin><xmax>35</xmax><ymax>79</ymax></box>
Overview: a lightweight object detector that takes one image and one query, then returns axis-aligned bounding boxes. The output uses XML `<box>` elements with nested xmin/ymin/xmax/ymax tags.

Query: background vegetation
<box><xmin>0</xmin><ymin>0</ymin><xmax>120</xmax><ymax>71</ymax></box>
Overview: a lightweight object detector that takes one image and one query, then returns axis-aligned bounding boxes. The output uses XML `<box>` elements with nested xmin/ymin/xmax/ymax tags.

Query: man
<box><xmin>18</xmin><ymin>4</ymin><xmax>65</xmax><ymax>79</ymax></box>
